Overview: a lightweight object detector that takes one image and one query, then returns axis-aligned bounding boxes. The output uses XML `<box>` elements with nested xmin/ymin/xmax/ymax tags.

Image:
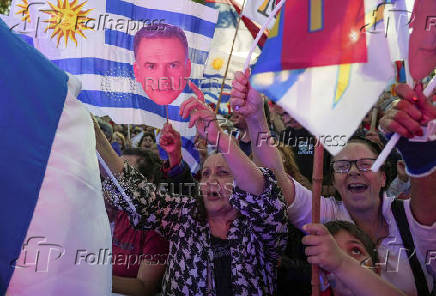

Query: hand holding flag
<box><xmin>379</xmin><ymin>85</ymin><xmax>428</xmax><ymax>138</ymax></box>
<box><xmin>379</xmin><ymin>82</ymin><xmax>436</xmax><ymax>136</ymax></box>
<box><xmin>180</xmin><ymin>93</ymin><xmax>222</xmax><ymax>147</ymax></box>
<box><xmin>379</xmin><ymin>83</ymin><xmax>436</xmax><ymax>177</ymax></box>
<box><xmin>230</xmin><ymin>69</ymin><xmax>264</xmax><ymax>119</ymax></box>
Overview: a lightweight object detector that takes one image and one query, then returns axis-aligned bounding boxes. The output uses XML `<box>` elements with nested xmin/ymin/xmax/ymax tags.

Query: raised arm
<box><xmin>230</xmin><ymin>70</ymin><xmax>296</xmax><ymax>205</ymax></box>
<box><xmin>93</xmin><ymin>116</ymin><xmax>197</xmax><ymax>239</ymax></box>
<box><xmin>379</xmin><ymin>83</ymin><xmax>436</xmax><ymax>226</ymax></box>
<box><xmin>93</xmin><ymin>116</ymin><xmax>124</xmax><ymax>176</ymax></box>
<box><xmin>158</xmin><ymin>123</ymin><xmax>197</xmax><ymax>197</ymax></box>
<box><xmin>180</xmin><ymin>81</ymin><xmax>265</xmax><ymax>196</ymax></box>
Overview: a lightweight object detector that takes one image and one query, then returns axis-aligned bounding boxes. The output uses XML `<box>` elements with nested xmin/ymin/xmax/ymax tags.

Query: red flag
<box><xmin>281</xmin><ymin>0</ymin><xmax>367</xmax><ymax>69</ymax></box>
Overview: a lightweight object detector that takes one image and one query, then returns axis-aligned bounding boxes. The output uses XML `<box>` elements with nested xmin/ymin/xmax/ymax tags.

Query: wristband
<box><xmin>396</xmin><ymin>136</ymin><xmax>436</xmax><ymax>177</ymax></box>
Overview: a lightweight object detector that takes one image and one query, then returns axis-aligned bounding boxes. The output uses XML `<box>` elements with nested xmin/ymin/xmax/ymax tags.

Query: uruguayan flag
<box><xmin>8</xmin><ymin>0</ymin><xmax>219</xmax><ymax>172</ymax></box>
<box><xmin>202</xmin><ymin>1</ymin><xmax>261</xmax><ymax>114</ymax></box>
<box><xmin>0</xmin><ymin>17</ymin><xmax>111</xmax><ymax>295</ymax></box>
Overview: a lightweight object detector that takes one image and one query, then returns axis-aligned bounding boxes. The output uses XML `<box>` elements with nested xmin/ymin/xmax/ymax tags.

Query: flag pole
<box><xmin>215</xmin><ymin>0</ymin><xmax>246</xmax><ymax>114</ymax></box>
<box><xmin>311</xmin><ymin>139</ymin><xmax>324</xmax><ymax>296</ymax></box>
<box><xmin>370</xmin><ymin>107</ymin><xmax>378</xmax><ymax>131</ymax></box>
<box><xmin>127</xmin><ymin>124</ymin><xmax>131</xmax><ymax>147</ymax></box>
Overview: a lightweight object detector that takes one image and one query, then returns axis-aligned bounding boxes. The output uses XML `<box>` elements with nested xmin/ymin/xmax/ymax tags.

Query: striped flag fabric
<box><xmin>8</xmin><ymin>0</ymin><xmax>219</xmax><ymax>172</ymax></box>
<box><xmin>251</xmin><ymin>0</ymin><xmax>395</xmax><ymax>155</ymax></box>
<box><xmin>0</xmin><ymin>18</ymin><xmax>111</xmax><ymax>295</ymax></box>
<box><xmin>202</xmin><ymin>1</ymin><xmax>261</xmax><ymax>114</ymax></box>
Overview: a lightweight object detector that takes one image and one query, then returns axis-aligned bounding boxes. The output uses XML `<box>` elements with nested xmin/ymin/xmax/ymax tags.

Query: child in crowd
<box><xmin>303</xmin><ymin>221</ymin><xmax>405</xmax><ymax>296</ymax></box>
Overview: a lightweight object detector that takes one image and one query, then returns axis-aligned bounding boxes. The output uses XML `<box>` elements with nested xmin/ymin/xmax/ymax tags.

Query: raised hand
<box><xmin>160</xmin><ymin>123</ymin><xmax>181</xmax><ymax>154</ymax></box>
<box><xmin>379</xmin><ymin>84</ymin><xmax>436</xmax><ymax>138</ymax></box>
<box><xmin>230</xmin><ymin>69</ymin><xmax>264</xmax><ymax>120</ymax></box>
<box><xmin>188</xmin><ymin>80</ymin><xmax>205</xmax><ymax>102</ymax></box>
<box><xmin>160</xmin><ymin>123</ymin><xmax>182</xmax><ymax>167</ymax></box>
<box><xmin>180</xmin><ymin>82</ymin><xmax>223</xmax><ymax>147</ymax></box>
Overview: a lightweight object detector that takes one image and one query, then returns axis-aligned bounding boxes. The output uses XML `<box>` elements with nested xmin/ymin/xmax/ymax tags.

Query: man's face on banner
<box><xmin>134</xmin><ymin>37</ymin><xmax>191</xmax><ymax>105</ymax></box>
<box><xmin>409</xmin><ymin>0</ymin><xmax>436</xmax><ymax>81</ymax></box>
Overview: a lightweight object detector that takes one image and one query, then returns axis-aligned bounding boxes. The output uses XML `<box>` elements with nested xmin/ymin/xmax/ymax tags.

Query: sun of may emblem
<box><xmin>43</xmin><ymin>0</ymin><xmax>94</xmax><ymax>47</ymax></box>
<box><xmin>16</xmin><ymin>0</ymin><xmax>31</xmax><ymax>23</ymax></box>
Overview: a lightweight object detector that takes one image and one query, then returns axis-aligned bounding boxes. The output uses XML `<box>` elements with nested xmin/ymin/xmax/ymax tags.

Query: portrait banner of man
<box><xmin>133</xmin><ymin>23</ymin><xmax>192</xmax><ymax>106</ymax></box>
<box><xmin>6</xmin><ymin>0</ymin><xmax>219</xmax><ymax>172</ymax></box>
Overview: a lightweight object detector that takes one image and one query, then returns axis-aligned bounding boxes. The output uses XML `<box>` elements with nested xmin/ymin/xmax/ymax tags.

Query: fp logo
<box><xmin>11</xmin><ymin>237</ymin><xmax>65</xmax><ymax>272</ymax></box>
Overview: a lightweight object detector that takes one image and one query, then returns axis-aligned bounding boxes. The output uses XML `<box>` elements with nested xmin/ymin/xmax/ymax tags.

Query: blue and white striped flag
<box><xmin>8</xmin><ymin>0</ymin><xmax>219</xmax><ymax>172</ymax></box>
<box><xmin>202</xmin><ymin>1</ymin><xmax>261</xmax><ymax>114</ymax></box>
<box><xmin>0</xmin><ymin>17</ymin><xmax>111</xmax><ymax>295</ymax></box>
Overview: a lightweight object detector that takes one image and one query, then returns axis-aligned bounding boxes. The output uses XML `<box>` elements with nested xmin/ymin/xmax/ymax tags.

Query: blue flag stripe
<box><xmin>104</xmin><ymin>29</ymin><xmax>209</xmax><ymax>65</ymax></box>
<box><xmin>164</xmin><ymin>136</ymin><xmax>200</xmax><ymax>163</ymax></box>
<box><xmin>107</xmin><ymin>0</ymin><xmax>216</xmax><ymax>38</ymax></box>
<box><xmin>205</xmin><ymin>92</ymin><xmax>231</xmax><ymax>102</ymax></box>
<box><xmin>78</xmin><ymin>90</ymin><xmax>191</xmax><ymax>122</ymax></box>
<box><xmin>80</xmin><ymin>89</ymin><xmax>201</xmax><ymax>170</ymax></box>
<box><xmin>0</xmin><ymin>19</ymin><xmax>68</xmax><ymax>293</ymax></box>
<box><xmin>52</xmin><ymin>57</ymin><xmax>133</xmax><ymax>77</ymax></box>
<box><xmin>200</xmin><ymin>82</ymin><xmax>232</xmax><ymax>90</ymax></box>
<box><xmin>51</xmin><ymin>57</ymin><xmax>206</xmax><ymax>77</ymax></box>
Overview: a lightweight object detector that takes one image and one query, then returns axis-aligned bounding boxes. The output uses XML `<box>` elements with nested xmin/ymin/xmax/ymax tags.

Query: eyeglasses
<box><xmin>331</xmin><ymin>158</ymin><xmax>377</xmax><ymax>173</ymax></box>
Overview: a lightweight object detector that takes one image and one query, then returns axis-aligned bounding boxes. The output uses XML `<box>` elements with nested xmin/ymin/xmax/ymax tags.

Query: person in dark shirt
<box><xmin>280</xmin><ymin>111</ymin><xmax>332</xmax><ymax>189</ymax></box>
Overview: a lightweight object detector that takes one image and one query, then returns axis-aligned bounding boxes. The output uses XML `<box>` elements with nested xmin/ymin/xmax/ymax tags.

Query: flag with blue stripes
<box><xmin>201</xmin><ymin>1</ymin><xmax>261</xmax><ymax>114</ymax></box>
<box><xmin>0</xmin><ymin>16</ymin><xmax>111</xmax><ymax>295</ymax></box>
<box><xmin>8</xmin><ymin>0</ymin><xmax>219</xmax><ymax>172</ymax></box>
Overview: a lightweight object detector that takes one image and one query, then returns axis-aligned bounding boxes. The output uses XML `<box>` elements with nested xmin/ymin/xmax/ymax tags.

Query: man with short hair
<box><xmin>133</xmin><ymin>24</ymin><xmax>191</xmax><ymax>105</ymax></box>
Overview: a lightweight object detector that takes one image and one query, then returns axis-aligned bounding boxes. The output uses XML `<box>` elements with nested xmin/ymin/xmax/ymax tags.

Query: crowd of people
<box><xmin>91</xmin><ymin>68</ymin><xmax>436</xmax><ymax>296</ymax></box>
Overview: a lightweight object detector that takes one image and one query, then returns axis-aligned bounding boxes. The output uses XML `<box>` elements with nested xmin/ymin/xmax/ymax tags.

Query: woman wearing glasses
<box><xmin>231</xmin><ymin>70</ymin><xmax>436</xmax><ymax>296</ymax></box>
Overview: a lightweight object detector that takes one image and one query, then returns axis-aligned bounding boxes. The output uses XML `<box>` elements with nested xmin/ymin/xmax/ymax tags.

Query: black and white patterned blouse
<box><xmin>103</xmin><ymin>163</ymin><xmax>288</xmax><ymax>295</ymax></box>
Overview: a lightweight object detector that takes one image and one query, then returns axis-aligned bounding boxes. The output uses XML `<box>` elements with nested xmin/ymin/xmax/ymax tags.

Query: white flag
<box><xmin>242</xmin><ymin>0</ymin><xmax>277</xmax><ymax>29</ymax></box>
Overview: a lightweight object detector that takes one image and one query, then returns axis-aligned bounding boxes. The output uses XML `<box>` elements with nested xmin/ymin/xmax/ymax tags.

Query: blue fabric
<box><xmin>251</xmin><ymin>9</ymin><xmax>285</xmax><ymax>74</ymax></box>
<box><xmin>0</xmin><ymin>19</ymin><xmax>68</xmax><ymax>293</ymax></box>
<box><xmin>260</xmin><ymin>69</ymin><xmax>305</xmax><ymax>103</ymax></box>
<box><xmin>250</xmin><ymin>9</ymin><xmax>306</xmax><ymax>103</ymax></box>
<box><xmin>167</xmin><ymin>160</ymin><xmax>186</xmax><ymax>178</ymax></box>
<box><xmin>106</xmin><ymin>0</ymin><xmax>216</xmax><ymax>38</ymax></box>
<box><xmin>52</xmin><ymin>57</ymin><xmax>135</xmax><ymax>77</ymax></box>
<box><xmin>49</xmin><ymin>0</ymin><xmax>210</xmax><ymax>174</ymax></box>
<box><xmin>112</xmin><ymin>142</ymin><xmax>122</xmax><ymax>156</ymax></box>
<box><xmin>396</xmin><ymin>137</ymin><xmax>436</xmax><ymax>176</ymax></box>
<box><xmin>158</xmin><ymin>135</ymin><xmax>200</xmax><ymax>168</ymax></box>
<box><xmin>77</xmin><ymin>89</ymin><xmax>191</xmax><ymax>122</ymax></box>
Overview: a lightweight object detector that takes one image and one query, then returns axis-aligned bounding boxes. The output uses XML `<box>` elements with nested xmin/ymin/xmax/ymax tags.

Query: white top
<box><xmin>7</xmin><ymin>77</ymin><xmax>112</xmax><ymax>296</ymax></box>
<box><xmin>288</xmin><ymin>180</ymin><xmax>436</xmax><ymax>296</ymax></box>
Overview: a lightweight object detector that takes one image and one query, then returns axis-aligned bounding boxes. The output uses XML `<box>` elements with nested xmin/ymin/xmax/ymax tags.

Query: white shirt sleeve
<box><xmin>404</xmin><ymin>199</ymin><xmax>436</xmax><ymax>284</ymax></box>
<box><xmin>287</xmin><ymin>179</ymin><xmax>352</xmax><ymax>230</ymax></box>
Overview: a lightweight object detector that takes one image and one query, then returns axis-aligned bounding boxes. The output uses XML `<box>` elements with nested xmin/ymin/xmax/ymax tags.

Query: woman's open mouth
<box><xmin>347</xmin><ymin>183</ymin><xmax>368</xmax><ymax>193</ymax></box>
<box><xmin>207</xmin><ymin>191</ymin><xmax>220</xmax><ymax>201</ymax></box>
